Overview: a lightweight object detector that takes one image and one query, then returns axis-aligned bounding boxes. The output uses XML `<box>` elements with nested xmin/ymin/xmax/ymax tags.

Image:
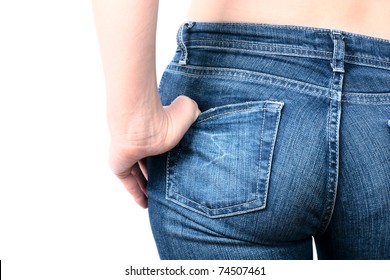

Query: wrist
<box><xmin>107</xmin><ymin>87</ymin><xmax>168</xmax><ymax>155</ymax></box>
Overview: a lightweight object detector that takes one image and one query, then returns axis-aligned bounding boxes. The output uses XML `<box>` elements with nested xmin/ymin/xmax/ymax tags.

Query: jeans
<box><xmin>147</xmin><ymin>22</ymin><xmax>390</xmax><ymax>260</ymax></box>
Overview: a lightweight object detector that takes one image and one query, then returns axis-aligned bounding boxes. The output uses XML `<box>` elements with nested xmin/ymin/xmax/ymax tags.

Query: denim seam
<box><xmin>188</xmin><ymin>39</ymin><xmax>390</xmax><ymax>62</ymax></box>
<box><xmin>197</xmin><ymin>107</ymin><xmax>281</xmax><ymax>123</ymax></box>
<box><xmin>166</xmin><ymin>67</ymin><xmax>329</xmax><ymax>99</ymax></box>
<box><xmin>169</xmin><ymin>64</ymin><xmax>329</xmax><ymax>91</ymax></box>
<box><xmin>186</xmin><ymin>40</ymin><xmax>390</xmax><ymax>63</ymax></box>
<box><xmin>166</xmin><ymin>69</ymin><xmax>327</xmax><ymax>100</ymax></box>
<box><xmin>165</xmin><ymin>201</ymin><xmax>266</xmax><ymax>219</ymax></box>
<box><xmin>165</xmin><ymin>151</ymin><xmax>171</xmax><ymax>201</ymax></box>
<box><xmin>326</xmin><ymin>85</ymin><xmax>332</xmax><ymax>228</ymax></box>
<box><xmin>170</xmin><ymin>193</ymin><xmax>260</xmax><ymax>211</ymax></box>
<box><xmin>269</xmin><ymin>105</ymin><xmax>282</xmax><ymax>180</ymax></box>
<box><xmin>316</xmin><ymin>69</ymin><xmax>343</xmax><ymax>235</ymax></box>
<box><xmin>343</xmin><ymin>92</ymin><xmax>390</xmax><ymax>96</ymax></box>
<box><xmin>256</xmin><ymin>108</ymin><xmax>266</xmax><ymax>205</ymax></box>
<box><xmin>177</xmin><ymin>22</ymin><xmax>195</xmax><ymax>65</ymax></box>
<box><xmin>341</xmin><ymin>92</ymin><xmax>390</xmax><ymax>103</ymax></box>
<box><xmin>192</xmin><ymin>22</ymin><xmax>334</xmax><ymax>32</ymax></box>
<box><xmin>185</xmin><ymin>39</ymin><xmax>332</xmax><ymax>55</ymax></box>
<box><xmin>180</xmin><ymin>44</ymin><xmax>390</xmax><ymax>69</ymax></box>
<box><xmin>345</xmin><ymin>54</ymin><xmax>390</xmax><ymax>64</ymax></box>
<box><xmin>187</xmin><ymin>45</ymin><xmax>332</xmax><ymax>61</ymax></box>
<box><xmin>166</xmin><ymin>68</ymin><xmax>390</xmax><ymax>104</ymax></box>
<box><xmin>165</xmin><ymin>103</ymin><xmax>284</xmax><ymax>217</ymax></box>
<box><xmin>190</xmin><ymin>45</ymin><xmax>390</xmax><ymax>69</ymax></box>
<box><xmin>262</xmin><ymin>105</ymin><xmax>283</xmax><ymax>208</ymax></box>
<box><xmin>344</xmin><ymin>58</ymin><xmax>390</xmax><ymax>70</ymax></box>
<box><xmin>168</xmin><ymin>105</ymin><xmax>280</xmax><ymax>211</ymax></box>
<box><xmin>341</xmin><ymin>100</ymin><xmax>390</xmax><ymax>104</ymax></box>
<box><xmin>177</xmin><ymin>24</ymin><xmax>187</xmax><ymax>65</ymax></box>
<box><xmin>319</xmin><ymin>91</ymin><xmax>334</xmax><ymax>236</ymax></box>
<box><xmin>182</xmin><ymin>39</ymin><xmax>390</xmax><ymax>68</ymax></box>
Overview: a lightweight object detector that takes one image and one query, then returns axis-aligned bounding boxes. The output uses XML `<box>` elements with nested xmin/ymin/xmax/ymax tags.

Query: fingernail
<box><xmin>195</xmin><ymin>108</ymin><xmax>201</xmax><ymax>121</ymax></box>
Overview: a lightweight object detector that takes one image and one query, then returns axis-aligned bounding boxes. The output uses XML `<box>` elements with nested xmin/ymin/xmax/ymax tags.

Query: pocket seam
<box><xmin>196</xmin><ymin>101</ymin><xmax>284</xmax><ymax>124</ymax></box>
<box><xmin>255</xmin><ymin>107</ymin><xmax>267</xmax><ymax>206</ymax></box>
<box><xmin>166</xmin><ymin>100</ymin><xmax>284</xmax><ymax>218</ymax></box>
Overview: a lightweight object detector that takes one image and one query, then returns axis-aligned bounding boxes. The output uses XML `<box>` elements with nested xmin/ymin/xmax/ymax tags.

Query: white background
<box><xmin>0</xmin><ymin>1</ymin><xmax>388</xmax><ymax>279</ymax></box>
<box><xmin>0</xmin><ymin>0</ymin><xmax>191</xmax><ymax>279</ymax></box>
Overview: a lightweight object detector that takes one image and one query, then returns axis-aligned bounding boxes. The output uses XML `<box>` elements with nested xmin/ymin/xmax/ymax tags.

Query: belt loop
<box><xmin>330</xmin><ymin>30</ymin><xmax>345</xmax><ymax>73</ymax></box>
<box><xmin>177</xmin><ymin>21</ymin><xmax>195</xmax><ymax>65</ymax></box>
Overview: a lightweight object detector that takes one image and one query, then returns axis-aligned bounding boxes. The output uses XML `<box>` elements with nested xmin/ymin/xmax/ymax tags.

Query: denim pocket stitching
<box><xmin>166</xmin><ymin>65</ymin><xmax>330</xmax><ymax>100</ymax></box>
<box><xmin>166</xmin><ymin>100</ymin><xmax>284</xmax><ymax>218</ymax></box>
<box><xmin>198</xmin><ymin>108</ymin><xmax>263</xmax><ymax>123</ymax></box>
<box><xmin>259</xmin><ymin>105</ymin><xmax>283</xmax><ymax>208</ymax></box>
<box><xmin>197</xmin><ymin>101</ymin><xmax>284</xmax><ymax>123</ymax></box>
<box><xmin>256</xmin><ymin>108</ymin><xmax>267</xmax><ymax>204</ymax></box>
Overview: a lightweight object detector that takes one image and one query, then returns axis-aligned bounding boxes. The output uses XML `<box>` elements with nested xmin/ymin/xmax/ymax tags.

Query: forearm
<box><xmin>93</xmin><ymin>0</ymin><xmax>199</xmax><ymax>207</ymax></box>
<box><xmin>92</xmin><ymin>0</ymin><xmax>160</xmax><ymax>138</ymax></box>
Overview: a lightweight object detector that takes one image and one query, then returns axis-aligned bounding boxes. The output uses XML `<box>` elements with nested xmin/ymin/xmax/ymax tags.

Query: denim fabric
<box><xmin>147</xmin><ymin>22</ymin><xmax>390</xmax><ymax>260</ymax></box>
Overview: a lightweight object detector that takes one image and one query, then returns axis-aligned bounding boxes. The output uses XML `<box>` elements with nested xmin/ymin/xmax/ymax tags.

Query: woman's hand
<box><xmin>92</xmin><ymin>0</ymin><xmax>199</xmax><ymax>207</ymax></box>
<box><xmin>108</xmin><ymin>95</ymin><xmax>200</xmax><ymax>208</ymax></box>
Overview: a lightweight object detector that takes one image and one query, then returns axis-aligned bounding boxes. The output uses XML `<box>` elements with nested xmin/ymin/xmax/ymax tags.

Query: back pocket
<box><xmin>166</xmin><ymin>100</ymin><xmax>284</xmax><ymax>218</ymax></box>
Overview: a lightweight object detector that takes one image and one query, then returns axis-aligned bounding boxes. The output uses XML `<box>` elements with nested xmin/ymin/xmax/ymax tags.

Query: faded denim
<box><xmin>147</xmin><ymin>22</ymin><xmax>390</xmax><ymax>260</ymax></box>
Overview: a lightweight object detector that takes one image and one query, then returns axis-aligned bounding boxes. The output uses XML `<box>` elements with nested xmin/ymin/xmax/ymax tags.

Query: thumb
<box><xmin>164</xmin><ymin>95</ymin><xmax>201</xmax><ymax>149</ymax></box>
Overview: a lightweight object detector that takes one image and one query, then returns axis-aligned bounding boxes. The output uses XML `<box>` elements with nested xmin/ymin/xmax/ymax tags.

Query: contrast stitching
<box><xmin>182</xmin><ymin>43</ymin><xmax>390</xmax><ymax>69</ymax></box>
<box><xmin>197</xmin><ymin>107</ymin><xmax>280</xmax><ymax>123</ymax></box>
<box><xmin>165</xmin><ymin>151</ymin><xmax>171</xmax><ymax>199</ymax></box>
<box><xmin>171</xmin><ymin>192</ymin><xmax>258</xmax><ymax>211</ymax></box>
<box><xmin>166</xmin><ymin>68</ymin><xmax>330</xmax><ymax>100</ymax></box>
<box><xmin>193</xmin><ymin>22</ymin><xmax>334</xmax><ymax>32</ymax></box>
<box><xmin>341</xmin><ymin>100</ymin><xmax>390</xmax><ymax>104</ymax></box>
<box><xmin>265</xmin><ymin>107</ymin><xmax>283</xmax><ymax>206</ymax></box>
<box><xmin>166</xmin><ymin>103</ymin><xmax>283</xmax><ymax>215</ymax></box>
<box><xmin>256</xmin><ymin>107</ymin><xmax>266</xmax><ymax>203</ymax></box>
<box><xmin>181</xmin><ymin>38</ymin><xmax>390</xmax><ymax>68</ymax></box>
<box><xmin>345</xmin><ymin>54</ymin><xmax>390</xmax><ymax>63</ymax></box>
<box><xmin>343</xmin><ymin>92</ymin><xmax>390</xmax><ymax>96</ymax></box>
<box><xmin>185</xmin><ymin>39</ymin><xmax>332</xmax><ymax>55</ymax></box>
<box><xmin>188</xmin><ymin>45</ymin><xmax>332</xmax><ymax>61</ymax></box>
<box><xmin>344</xmin><ymin>58</ymin><xmax>390</xmax><ymax>70</ymax></box>
<box><xmin>169</xmin><ymin>64</ymin><xmax>329</xmax><ymax>92</ymax></box>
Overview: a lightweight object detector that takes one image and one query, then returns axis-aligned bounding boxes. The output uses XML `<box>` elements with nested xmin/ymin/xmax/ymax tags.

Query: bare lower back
<box><xmin>188</xmin><ymin>0</ymin><xmax>390</xmax><ymax>40</ymax></box>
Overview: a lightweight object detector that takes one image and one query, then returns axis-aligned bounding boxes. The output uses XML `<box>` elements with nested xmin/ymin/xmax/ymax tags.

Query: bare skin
<box><xmin>93</xmin><ymin>0</ymin><xmax>389</xmax><ymax>209</ymax></box>
<box><xmin>93</xmin><ymin>0</ymin><xmax>200</xmax><ymax>208</ymax></box>
<box><xmin>188</xmin><ymin>0</ymin><xmax>390</xmax><ymax>40</ymax></box>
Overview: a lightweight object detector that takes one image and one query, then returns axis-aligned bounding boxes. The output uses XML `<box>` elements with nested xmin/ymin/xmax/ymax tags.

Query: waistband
<box><xmin>177</xmin><ymin>22</ymin><xmax>390</xmax><ymax>70</ymax></box>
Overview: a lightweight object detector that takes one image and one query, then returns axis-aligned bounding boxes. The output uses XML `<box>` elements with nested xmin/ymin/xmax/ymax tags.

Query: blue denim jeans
<box><xmin>147</xmin><ymin>22</ymin><xmax>390</xmax><ymax>260</ymax></box>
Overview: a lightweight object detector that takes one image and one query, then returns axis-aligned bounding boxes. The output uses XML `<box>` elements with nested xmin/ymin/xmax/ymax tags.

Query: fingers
<box><xmin>164</xmin><ymin>95</ymin><xmax>201</xmax><ymax>148</ymax></box>
<box><xmin>138</xmin><ymin>158</ymin><xmax>148</xmax><ymax>181</ymax></box>
<box><xmin>132</xmin><ymin>162</ymin><xmax>148</xmax><ymax>198</ymax></box>
<box><xmin>120</xmin><ymin>164</ymin><xmax>148</xmax><ymax>208</ymax></box>
<box><xmin>109</xmin><ymin>95</ymin><xmax>200</xmax><ymax>209</ymax></box>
